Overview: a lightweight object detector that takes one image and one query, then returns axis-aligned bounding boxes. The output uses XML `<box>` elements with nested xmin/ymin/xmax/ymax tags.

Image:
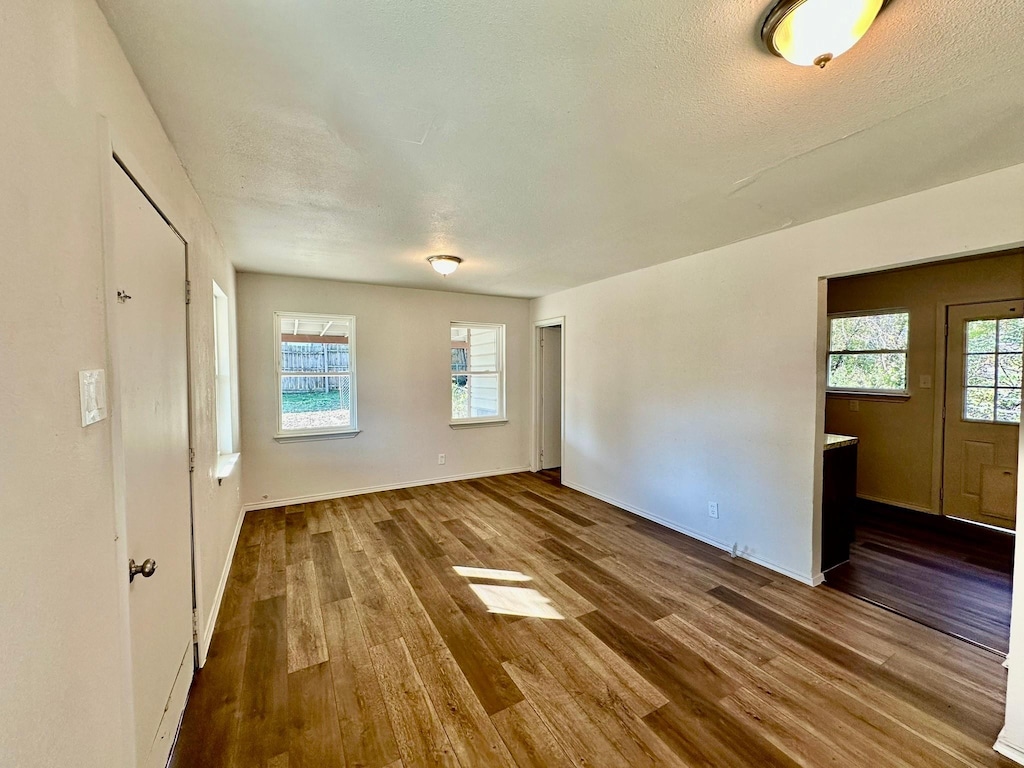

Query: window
<box><xmin>213</xmin><ymin>282</ymin><xmax>234</xmax><ymax>455</ymax></box>
<box><xmin>962</xmin><ymin>317</ymin><xmax>1022</xmax><ymax>424</ymax></box>
<box><xmin>451</xmin><ymin>323</ymin><xmax>505</xmax><ymax>423</ymax></box>
<box><xmin>827</xmin><ymin>311</ymin><xmax>909</xmax><ymax>393</ymax></box>
<box><xmin>275</xmin><ymin>312</ymin><xmax>357</xmax><ymax>437</ymax></box>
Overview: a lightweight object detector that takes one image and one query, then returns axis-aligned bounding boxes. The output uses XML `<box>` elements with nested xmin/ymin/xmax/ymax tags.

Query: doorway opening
<box><xmin>817</xmin><ymin>249</ymin><xmax>1021</xmax><ymax>655</ymax></box>
<box><xmin>535</xmin><ymin>318</ymin><xmax>565</xmax><ymax>481</ymax></box>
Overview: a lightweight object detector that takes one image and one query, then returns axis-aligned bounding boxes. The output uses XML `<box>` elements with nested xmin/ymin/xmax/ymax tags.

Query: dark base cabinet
<box><xmin>822</xmin><ymin>443</ymin><xmax>857</xmax><ymax>572</ymax></box>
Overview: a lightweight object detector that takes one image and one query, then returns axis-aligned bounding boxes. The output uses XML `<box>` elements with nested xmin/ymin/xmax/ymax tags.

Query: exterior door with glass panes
<box><xmin>942</xmin><ymin>300</ymin><xmax>1023</xmax><ymax>528</ymax></box>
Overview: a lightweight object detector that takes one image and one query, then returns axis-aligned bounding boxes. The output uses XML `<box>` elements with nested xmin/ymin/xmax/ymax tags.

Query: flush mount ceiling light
<box><xmin>762</xmin><ymin>0</ymin><xmax>888</xmax><ymax>68</ymax></box>
<box><xmin>427</xmin><ymin>254</ymin><xmax>462</xmax><ymax>276</ymax></box>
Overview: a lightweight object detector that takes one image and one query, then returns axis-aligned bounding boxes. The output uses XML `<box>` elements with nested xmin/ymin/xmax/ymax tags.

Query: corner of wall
<box><xmin>994</xmin><ymin>731</ymin><xmax>1024</xmax><ymax>766</ymax></box>
<box><xmin>198</xmin><ymin>503</ymin><xmax>246</xmax><ymax>667</ymax></box>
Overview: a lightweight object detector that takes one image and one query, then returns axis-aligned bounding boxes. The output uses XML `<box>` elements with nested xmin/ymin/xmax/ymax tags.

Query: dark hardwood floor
<box><xmin>170</xmin><ymin>473</ymin><xmax>1014</xmax><ymax>767</ymax></box>
<box><xmin>824</xmin><ymin>500</ymin><xmax>1014</xmax><ymax>655</ymax></box>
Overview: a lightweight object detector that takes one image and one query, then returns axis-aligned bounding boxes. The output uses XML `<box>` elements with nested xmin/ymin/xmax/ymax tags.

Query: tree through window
<box><xmin>827</xmin><ymin>311</ymin><xmax>909</xmax><ymax>393</ymax></box>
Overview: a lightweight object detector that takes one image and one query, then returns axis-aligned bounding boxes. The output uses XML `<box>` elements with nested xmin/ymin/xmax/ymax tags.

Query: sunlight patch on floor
<box><xmin>468</xmin><ymin>583</ymin><xmax>564</xmax><ymax>620</ymax></box>
<box><xmin>453</xmin><ymin>565</ymin><xmax>563</xmax><ymax>619</ymax></box>
<box><xmin>452</xmin><ymin>565</ymin><xmax>533</xmax><ymax>582</ymax></box>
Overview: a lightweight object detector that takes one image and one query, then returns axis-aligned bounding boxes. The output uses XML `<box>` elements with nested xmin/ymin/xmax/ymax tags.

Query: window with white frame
<box><xmin>451</xmin><ymin>323</ymin><xmax>505</xmax><ymax>422</ymax></box>
<box><xmin>827</xmin><ymin>310</ymin><xmax>910</xmax><ymax>393</ymax></box>
<box><xmin>213</xmin><ymin>281</ymin><xmax>234</xmax><ymax>454</ymax></box>
<box><xmin>275</xmin><ymin>312</ymin><xmax>357</xmax><ymax>436</ymax></box>
<box><xmin>962</xmin><ymin>317</ymin><xmax>1023</xmax><ymax>424</ymax></box>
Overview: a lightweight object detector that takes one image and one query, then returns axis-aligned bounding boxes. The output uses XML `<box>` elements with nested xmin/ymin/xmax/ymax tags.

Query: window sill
<box><xmin>215</xmin><ymin>453</ymin><xmax>240</xmax><ymax>486</ymax></box>
<box><xmin>449</xmin><ymin>419</ymin><xmax>508</xmax><ymax>430</ymax></box>
<box><xmin>274</xmin><ymin>430</ymin><xmax>361</xmax><ymax>443</ymax></box>
<box><xmin>826</xmin><ymin>390</ymin><xmax>910</xmax><ymax>401</ymax></box>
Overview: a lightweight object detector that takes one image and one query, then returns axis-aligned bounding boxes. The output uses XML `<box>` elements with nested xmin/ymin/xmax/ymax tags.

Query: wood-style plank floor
<box><xmin>824</xmin><ymin>501</ymin><xmax>1014</xmax><ymax>655</ymax></box>
<box><xmin>169</xmin><ymin>472</ymin><xmax>1014</xmax><ymax>768</ymax></box>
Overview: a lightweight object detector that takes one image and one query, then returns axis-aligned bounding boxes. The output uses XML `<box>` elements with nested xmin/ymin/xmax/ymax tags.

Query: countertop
<box><xmin>825</xmin><ymin>433</ymin><xmax>859</xmax><ymax>451</ymax></box>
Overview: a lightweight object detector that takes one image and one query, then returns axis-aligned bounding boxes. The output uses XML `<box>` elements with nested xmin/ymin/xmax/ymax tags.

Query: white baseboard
<box><xmin>856</xmin><ymin>493</ymin><xmax>935</xmax><ymax>515</ymax></box>
<box><xmin>199</xmin><ymin>504</ymin><xmax>246</xmax><ymax>666</ymax></box>
<box><xmin>242</xmin><ymin>465</ymin><xmax>533</xmax><ymax>512</ymax></box>
<box><xmin>995</xmin><ymin>730</ymin><xmax>1024</xmax><ymax>766</ymax></box>
<box><xmin>562</xmin><ymin>480</ymin><xmax>818</xmax><ymax>587</ymax></box>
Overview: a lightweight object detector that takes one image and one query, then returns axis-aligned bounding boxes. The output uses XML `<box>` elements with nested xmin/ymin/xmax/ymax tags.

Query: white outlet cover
<box><xmin>79</xmin><ymin>369</ymin><xmax>108</xmax><ymax>426</ymax></box>
<box><xmin>849</xmin><ymin>400</ymin><xmax>860</xmax><ymax>412</ymax></box>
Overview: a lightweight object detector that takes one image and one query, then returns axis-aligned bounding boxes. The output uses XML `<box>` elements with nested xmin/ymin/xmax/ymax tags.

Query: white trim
<box><xmin>931</xmin><ymin>302</ymin><xmax>949</xmax><ymax>515</ymax></box>
<box><xmin>562</xmin><ymin>480</ymin><xmax>819</xmax><ymax>587</ymax></box>
<box><xmin>449</xmin><ymin>419</ymin><xmax>508</xmax><ymax>429</ymax></box>
<box><xmin>242</xmin><ymin>466</ymin><xmax>533</xmax><ymax>512</ymax></box>
<box><xmin>856</xmin><ymin>493</ymin><xmax>936</xmax><ymax>515</ymax></box>
<box><xmin>947</xmin><ymin>515</ymin><xmax>1017</xmax><ymax>534</ymax></box>
<box><xmin>274</xmin><ymin>429</ymin><xmax>361</xmax><ymax>442</ymax></box>
<box><xmin>143</xmin><ymin>646</ymin><xmax>191</xmax><ymax>768</ymax></box>
<box><xmin>532</xmin><ymin>317</ymin><xmax>566</xmax><ymax>473</ymax></box>
<box><xmin>198</xmin><ymin>504</ymin><xmax>246</xmax><ymax>666</ymax></box>
<box><xmin>215</xmin><ymin>452</ymin><xmax>240</xmax><ymax>481</ymax></box>
<box><xmin>995</xmin><ymin>730</ymin><xmax>1024</xmax><ymax>766</ymax></box>
<box><xmin>826</xmin><ymin>390</ymin><xmax>910</xmax><ymax>399</ymax></box>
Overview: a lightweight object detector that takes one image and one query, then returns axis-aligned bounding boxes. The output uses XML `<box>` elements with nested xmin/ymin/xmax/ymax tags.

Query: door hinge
<box><xmin>939</xmin><ymin>486</ymin><xmax>944</xmax><ymax>503</ymax></box>
<box><xmin>192</xmin><ymin>610</ymin><xmax>199</xmax><ymax>644</ymax></box>
<box><xmin>942</xmin><ymin>404</ymin><xmax>946</xmax><ymax>420</ymax></box>
<box><xmin>185</xmin><ymin>279</ymin><xmax>192</xmax><ymax>305</ymax></box>
<box><xmin>540</xmin><ymin>338</ymin><xmax>544</xmax><ymax>348</ymax></box>
<box><xmin>189</xmin><ymin>448</ymin><xmax>196</xmax><ymax>473</ymax></box>
<box><xmin>944</xmin><ymin>322</ymin><xmax>948</xmax><ymax>338</ymax></box>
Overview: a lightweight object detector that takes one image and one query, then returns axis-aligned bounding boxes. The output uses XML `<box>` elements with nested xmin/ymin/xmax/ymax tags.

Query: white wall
<box><xmin>0</xmin><ymin>1</ymin><xmax>240</xmax><ymax>765</ymax></box>
<box><xmin>531</xmin><ymin>163</ymin><xmax>1024</xmax><ymax>585</ymax></box>
<box><xmin>238</xmin><ymin>273</ymin><xmax>531</xmax><ymax>507</ymax></box>
<box><xmin>998</xmin><ymin>425</ymin><xmax>1024</xmax><ymax>761</ymax></box>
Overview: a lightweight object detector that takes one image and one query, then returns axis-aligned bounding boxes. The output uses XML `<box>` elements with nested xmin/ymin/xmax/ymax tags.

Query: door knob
<box><xmin>129</xmin><ymin>558</ymin><xmax>158</xmax><ymax>583</ymax></box>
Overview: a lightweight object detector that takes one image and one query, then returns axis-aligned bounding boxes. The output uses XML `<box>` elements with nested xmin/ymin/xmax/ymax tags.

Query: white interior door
<box><xmin>942</xmin><ymin>299</ymin><xmax>1023</xmax><ymax>529</ymax></box>
<box><xmin>540</xmin><ymin>326</ymin><xmax>562</xmax><ymax>470</ymax></box>
<box><xmin>109</xmin><ymin>158</ymin><xmax>195</xmax><ymax>767</ymax></box>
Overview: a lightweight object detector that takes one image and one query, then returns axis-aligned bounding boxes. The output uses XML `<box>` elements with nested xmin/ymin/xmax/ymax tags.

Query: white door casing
<box><xmin>540</xmin><ymin>326</ymin><xmax>562</xmax><ymax>470</ymax></box>
<box><xmin>109</xmin><ymin>157</ymin><xmax>195</xmax><ymax>768</ymax></box>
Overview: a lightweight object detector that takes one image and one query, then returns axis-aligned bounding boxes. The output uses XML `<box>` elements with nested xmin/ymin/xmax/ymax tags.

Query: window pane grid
<box><xmin>276</xmin><ymin>312</ymin><xmax>356</xmax><ymax>434</ymax></box>
<box><xmin>451</xmin><ymin>323</ymin><xmax>504</xmax><ymax>421</ymax></box>
<box><xmin>962</xmin><ymin>318</ymin><xmax>1022</xmax><ymax>424</ymax></box>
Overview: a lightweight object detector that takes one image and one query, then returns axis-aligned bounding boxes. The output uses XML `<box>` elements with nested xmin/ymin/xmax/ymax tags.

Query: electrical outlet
<box><xmin>708</xmin><ymin>502</ymin><xmax>720</xmax><ymax>519</ymax></box>
<box><xmin>438</xmin><ymin>453</ymin><xmax>446</xmax><ymax>465</ymax></box>
<box><xmin>849</xmin><ymin>399</ymin><xmax>860</xmax><ymax>412</ymax></box>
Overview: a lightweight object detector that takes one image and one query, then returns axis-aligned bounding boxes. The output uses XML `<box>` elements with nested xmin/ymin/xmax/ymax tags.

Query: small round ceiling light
<box><xmin>762</xmin><ymin>0</ymin><xmax>887</xmax><ymax>68</ymax></box>
<box><xmin>427</xmin><ymin>254</ymin><xmax>462</xmax><ymax>276</ymax></box>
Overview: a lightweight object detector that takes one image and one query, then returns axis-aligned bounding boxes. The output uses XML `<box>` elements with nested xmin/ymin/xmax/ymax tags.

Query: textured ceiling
<box><xmin>97</xmin><ymin>0</ymin><xmax>1024</xmax><ymax>298</ymax></box>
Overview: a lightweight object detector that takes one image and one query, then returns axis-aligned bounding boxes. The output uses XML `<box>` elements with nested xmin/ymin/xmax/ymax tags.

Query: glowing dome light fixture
<box><xmin>427</xmin><ymin>254</ymin><xmax>462</xmax><ymax>276</ymax></box>
<box><xmin>762</xmin><ymin>0</ymin><xmax>887</xmax><ymax>68</ymax></box>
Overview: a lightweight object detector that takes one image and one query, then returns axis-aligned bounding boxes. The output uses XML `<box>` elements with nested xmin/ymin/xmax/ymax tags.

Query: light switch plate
<box><xmin>79</xmin><ymin>369</ymin><xmax>108</xmax><ymax>426</ymax></box>
<box><xmin>919</xmin><ymin>374</ymin><xmax>932</xmax><ymax>389</ymax></box>
<box><xmin>849</xmin><ymin>400</ymin><xmax>860</xmax><ymax>412</ymax></box>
